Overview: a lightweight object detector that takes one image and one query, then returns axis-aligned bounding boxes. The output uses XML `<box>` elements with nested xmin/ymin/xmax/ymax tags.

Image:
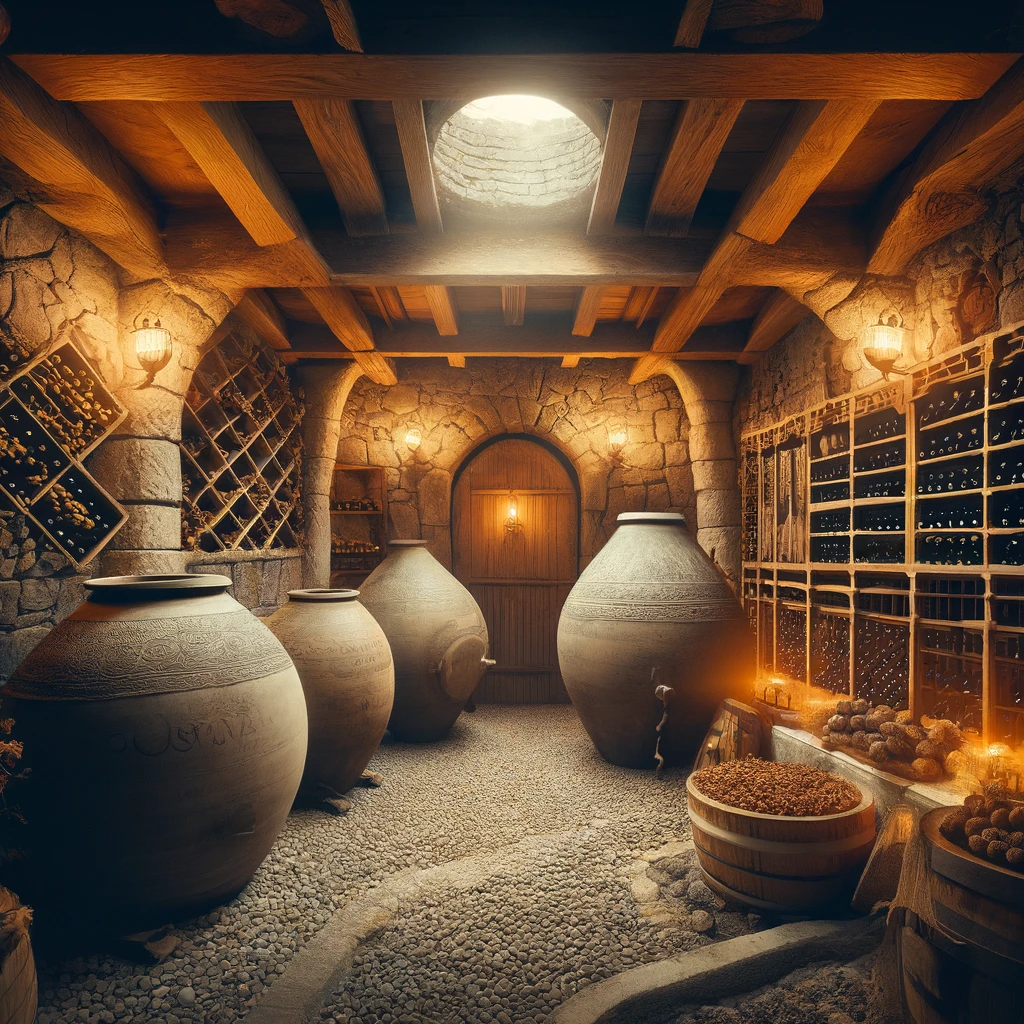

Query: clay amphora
<box><xmin>266</xmin><ymin>588</ymin><xmax>394</xmax><ymax>800</ymax></box>
<box><xmin>1</xmin><ymin>574</ymin><xmax>307</xmax><ymax>930</ymax></box>
<box><xmin>557</xmin><ymin>513</ymin><xmax>753</xmax><ymax>768</ymax></box>
<box><xmin>357</xmin><ymin>540</ymin><xmax>492</xmax><ymax>741</ymax></box>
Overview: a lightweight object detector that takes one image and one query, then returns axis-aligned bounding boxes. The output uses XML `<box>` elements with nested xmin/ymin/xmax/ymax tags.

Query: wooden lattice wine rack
<box><xmin>0</xmin><ymin>329</ymin><xmax>127</xmax><ymax>568</ymax></box>
<box><xmin>181</xmin><ymin>328</ymin><xmax>304</xmax><ymax>553</ymax></box>
<box><xmin>742</xmin><ymin>320</ymin><xmax>1024</xmax><ymax>747</ymax></box>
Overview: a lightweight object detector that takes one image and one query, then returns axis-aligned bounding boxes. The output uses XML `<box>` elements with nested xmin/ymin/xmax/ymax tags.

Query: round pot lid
<box><xmin>438</xmin><ymin>634</ymin><xmax>490</xmax><ymax>703</ymax></box>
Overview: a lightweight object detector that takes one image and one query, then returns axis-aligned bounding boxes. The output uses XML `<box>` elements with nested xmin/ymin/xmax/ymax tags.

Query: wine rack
<box><xmin>741</xmin><ymin>318</ymin><xmax>1024</xmax><ymax>744</ymax></box>
<box><xmin>180</xmin><ymin>326</ymin><xmax>304</xmax><ymax>553</ymax></box>
<box><xmin>0</xmin><ymin>332</ymin><xmax>127</xmax><ymax>568</ymax></box>
<box><xmin>329</xmin><ymin>464</ymin><xmax>388</xmax><ymax>587</ymax></box>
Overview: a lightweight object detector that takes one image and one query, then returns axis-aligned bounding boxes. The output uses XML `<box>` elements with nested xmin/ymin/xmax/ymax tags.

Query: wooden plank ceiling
<box><xmin>0</xmin><ymin>0</ymin><xmax>1023</xmax><ymax>380</ymax></box>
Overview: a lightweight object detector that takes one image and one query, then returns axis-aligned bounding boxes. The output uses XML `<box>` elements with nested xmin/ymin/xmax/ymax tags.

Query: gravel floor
<box><xmin>35</xmin><ymin>705</ymin><xmax>759</xmax><ymax>1024</ymax></box>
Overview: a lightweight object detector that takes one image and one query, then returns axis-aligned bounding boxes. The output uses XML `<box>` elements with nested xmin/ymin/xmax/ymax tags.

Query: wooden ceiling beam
<box><xmin>293</xmin><ymin>98</ymin><xmax>388</xmax><ymax>236</ymax></box>
<box><xmin>587</xmin><ymin>99</ymin><xmax>642</xmax><ymax>234</ymax></box>
<box><xmin>674</xmin><ymin>0</ymin><xmax>714</xmax><ymax>48</ymax></box>
<box><xmin>233</xmin><ymin>289</ymin><xmax>290</xmax><ymax>351</ymax></box>
<box><xmin>393</xmin><ymin>99</ymin><xmax>443</xmax><ymax>232</ymax></box>
<box><xmin>447</xmin><ymin>354</ymin><xmax>466</xmax><ymax>368</ymax></box>
<box><xmin>502</xmin><ymin>285</ymin><xmax>526</xmax><ymax>326</ymax></box>
<box><xmin>572</xmin><ymin>286</ymin><xmax>605</xmax><ymax>337</ymax></box>
<box><xmin>869</xmin><ymin>56</ymin><xmax>1024</xmax><ymax>275</ymax></box>
<box><xmin>155</xmin><ymin>100</ymin><xmax>304</xmax><ymax>246</ymax></box>
<box><xmin>0</xmin><ymin>56</ymin><xmax>163</xmax><ymax>277</ymax></box>
<box><xmin>300</xmin><ymin>285</ymin><xmax>395</xmax><ymax>383</ymax></box>
<box><xmin>424</xmin><ymin>285</ymin><xmax>460</xmax><ymax>335</ymax></box>
<box><xmin>14</xmin><ymin>53</ymin><xmax>1017</xmax><ymax>103</ymax></box>
<box><xmin>321</xmin><ymin>0</ymin><xmax>362</xmax><ymax>51</ymax></box>
<box><xmin>561</xmin><ymin>355</ymin><xmax>581</xmax><ymax>368</ymax></box>
<box><xmin>645</xmin><ymin>98</ymin><xmax>744</xmax><ymax>237</ymax></box>
<box><xmin>737</xmin><ymin>289</ymin><xmax>809</xmax><ymax>363</ymax></box>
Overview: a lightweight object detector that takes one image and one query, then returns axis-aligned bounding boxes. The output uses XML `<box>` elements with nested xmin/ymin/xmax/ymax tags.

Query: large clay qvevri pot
<box><xmin>266</xmin><ymin>589</ymin><xmax>394</xmax><ymax>800</ymax></box>
<box><xmin>1</xmin><ymin>574</ymin><xmax>307</xmax><ymax>930</ymax></box>
<box><xmin>358</xmin><ymin>540</ymin><xmax>491</xmax><ymax>741</ymax></box>
<box><xmin>557</xmin><ymin>513</ymin><xmax>753</xmax><ymax>767</ymax></box>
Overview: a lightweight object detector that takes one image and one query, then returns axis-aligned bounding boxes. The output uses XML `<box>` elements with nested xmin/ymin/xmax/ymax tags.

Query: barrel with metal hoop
<box><xmin>685</xmin><ymin>774</ymin><xmax>876</xmax><ymax>913</ymax></box>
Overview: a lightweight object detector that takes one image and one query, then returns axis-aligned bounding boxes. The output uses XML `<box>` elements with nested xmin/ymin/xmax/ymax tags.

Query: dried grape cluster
<box><xmin>939</xmin><ymin>784</ymin><xmax>1024</xmax><ymax>870</ymax></box>
<box><xmin>45</xmin><ymin>484</ymin><xmax>95</xmax><ymax>531</ymax></box>
<box><xmin>821</xmin><ymin>698</ymin><xmax>964</xmax><ymax>780</ymax></box>
<box><xmin>26</xmin><ymin>353</ymin><xmax>116</xmax><ymax>455</ymax></box>
<box><xmin>691</xmin><ymin>757</ymin><xmax>861</xmax><ymax>816</ymax></box>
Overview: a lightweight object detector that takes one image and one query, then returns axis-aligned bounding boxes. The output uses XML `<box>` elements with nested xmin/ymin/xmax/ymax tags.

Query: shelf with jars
<box><xmin>180</xmin><ymin>326</ymin><xmax>304</xmax><ymax>554</ymax></box>
<box><xmin>740</xmin><ymin>319</ymin><xmax>1024</xmax><ymax>747</ymax></box>
<box><xmin>0</xmin><ymin>332</ymin><xmax>128</xmax><ymax>568</ymax></box>
<box><xmin>329</xmin><ymin>464</ymin><xmax>388</xmax><ymax>587</ymax></box>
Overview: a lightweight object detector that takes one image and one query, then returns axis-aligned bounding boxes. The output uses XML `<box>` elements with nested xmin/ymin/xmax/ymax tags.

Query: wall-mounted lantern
<box><xmin>608</xmin><ymin>425</ymin><xmax>628</xmax><ymax>464</ymax></box>
<box><xmin>504</xmin><ymin>489</ymin><xmax>523</xmax><ymax>534</ymax></box>
<box><xmin>861</xmin><ymin>310</ymin><xmax>908</xmax><ymax>381</ymax></box>
<box><xmin>132</xmin><ymin>315</ymin><xmax>173</xmax><ymax>388</ymax></box>
<box><xmin>404</xmin><ymin>427</ymin><xmax>422</xmax><ymax>449</ymax></box>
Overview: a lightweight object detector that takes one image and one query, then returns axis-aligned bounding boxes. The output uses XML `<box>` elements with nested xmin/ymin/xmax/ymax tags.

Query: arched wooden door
<box><xmin>452</xmin><ymin>437</ymin><xmax>578</xmax><ymax>703</ymax></box>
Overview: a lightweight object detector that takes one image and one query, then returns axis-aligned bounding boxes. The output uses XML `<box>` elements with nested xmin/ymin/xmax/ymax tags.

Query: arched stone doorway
<box><xmin>451</xmin><ymin>435</ymin><xmax>579</xmax><ymax>703</ymax></box>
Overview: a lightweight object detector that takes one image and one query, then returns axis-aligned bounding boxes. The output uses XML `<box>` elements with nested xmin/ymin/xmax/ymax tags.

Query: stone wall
<box><xmin>336</xmin><ymin>358</ymin><xmax>695</xmax><ymax>571</ymax></box>
<box><xmin>188</xmin><ymin>551</ymin><xmax>303</xmax><ymax>616</ymax></box>
<box><xmin>738</xmin><ymin>171</ymin><xmax>1024</xmax><ymax>430</ymax></box>
<box><xmin>0</xmin><ymin>195</ymin><xmax>301</xmax><ymax>677</ymax></box>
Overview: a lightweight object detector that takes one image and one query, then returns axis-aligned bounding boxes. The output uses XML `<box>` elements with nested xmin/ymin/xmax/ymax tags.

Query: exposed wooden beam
<box><xmin>213</xmin><ymin>0</ymin><xmax>311</xmax><ymax>37</ymax></box>
<box><xmin>675</xmin><ymin>0</ymin><xmax>714</xmax><ymax>48</ymax></box>
<box><xmin>502</xmin><ymin>285</ymin><xmax>526</xmax><ymax>326</ymax></box>
<box><xmin>623</xmin><ymin>286</ymin><xmax>660</xmax><ymax>326</ymax></box>
<box><xmin>0</xmin><ymin>56</ymin><xmax>163</xmax><ymax>277</ymax></box>
<box><xmin>301</xmin><ymin>285</ymin><xmax>396</xmax><ymax>383</ymax></box>
<box><xmin>424</xmin><ymin>285</ymin><xmax>459</xmax><ymax>335</ymax></box>
<box><xmin>572</xmin><ymin>287</ymin><xmax>605</xmax><ymax>337</ymax></box>
<box><xmin>561</xmin><ymin>355</ymin><xmax>581</xmax><ymax>368</ymax></box>
<box><xmin>707</xmin><ymin>0</ymin><xmax>823</xmax><ymax>44</ymax></box>
<box><xmin>587</xmin><ymin>99</ymin><xmax>642</xmax><ymax>234</ymax></box>
<box><xmin>233</xmin><ymin>289</ymin><xmax>290</xmax><ymax>351</ymax></box>
<box><xmin>155</xmin><ymin>100</ymin><xmax>304</xmax><ymax>246</ymax></box>
<box><xmin>372</xmin><ymin>285</ymin><xmax>406</xmax><ymax>323</ymax></box>
<box><xmin>447</xmin><ymin>354</ymin><xmax>466</xmax><ymax>368</ymax></box>
<box><xmin>321</xmin><ymin>0</ymin><xmax>362</xmax><ymax>51</ymax></box>
<box><xmin>293</xmin><ymin>98</ymin><xmax>388</xmax><ymax>236</ymax></box>
<box><xmin>15</xmin><ymin>53</ymin><xmax>1017</xmax><ymax>103</ymax></box>
<box><xmin>729</xmin><ymin>99</ymin><xmax>880</xmax><ymax>244</ymax></box>
<box><xmin>393</xmin><ymin>99</ymin><xmax>443</xmax><ymax>232</ymax></box>
<box><xmin>869</xmin><ymin>56</ymin><xmax>1024</xmax><ymax>275</ymax></box>
<box><xmin>738</xmin><ymin>289</ymin><xmax>808</xmax><ymax>363</ymax></box>
<box><xmin>646</xmin><ymin>98</ymin><xmax>744</xmax><ymax>237</ymax></box>
<box><xmin>288</xmin><ymin>316</ymin><xmax>748</xmax><ymax>359</ymax></box>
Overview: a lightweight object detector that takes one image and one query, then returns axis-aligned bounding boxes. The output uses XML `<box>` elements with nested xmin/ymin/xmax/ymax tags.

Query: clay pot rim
<box><xmin>287</xmin><ymin>588</ymin><xmax>360</xmax><ymax>602</ymax></box>
<box><xmin>388</xmin><ymin>539</ymin><xmax>429</xmax><ymax>548</ymax></box>
<box><xmin>84</xmin><ymin>573</ymin><xmax>232</xmax><ymax>598</ymax></box>
<box><xmin>616</xmin><ymin>512</ymin><xmax>688</xmax><ymax>525</ymax></box>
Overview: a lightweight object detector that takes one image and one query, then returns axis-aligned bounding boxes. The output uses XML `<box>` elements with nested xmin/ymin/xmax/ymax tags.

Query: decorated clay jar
<box><xmin>358</xmin><ymin>541</ymin><xmax>492</xmax><ymax>741</ymax></box>
<box><xmin>266</xmin><ymin>589</ymin><xmax>394</xmax><ymax>800</ymax></box>
<box><xmin>557</xmin><ymin>513</ymin><xmax>753</xmax><ymax>768</ymax></box>
<box><xmin>1</xmin><ymin>574</ymin><xmax>307</xmax><ymax>930</ymax></box>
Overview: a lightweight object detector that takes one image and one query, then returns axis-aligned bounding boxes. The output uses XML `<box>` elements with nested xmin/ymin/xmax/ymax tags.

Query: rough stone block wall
<box><xmin>188</xmin><ymin>553</ymin><xmax>303</xmax><ymax>617</ymax></box>
<box><xmin>339</xmin><ymin>358</ymin><xmax>695</xmax><ymax>570</ymax></box>
<box><xmin>738</xmin><ymin>172</ymin><xmax>1024</xmax><ymax>431</ymax></box>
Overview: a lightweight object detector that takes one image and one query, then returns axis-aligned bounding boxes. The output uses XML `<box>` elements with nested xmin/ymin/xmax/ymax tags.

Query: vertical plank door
<box><xmin>452</xmin><ymin>438</ymin><xmax>578</xmax><ymax>703</ymax></box>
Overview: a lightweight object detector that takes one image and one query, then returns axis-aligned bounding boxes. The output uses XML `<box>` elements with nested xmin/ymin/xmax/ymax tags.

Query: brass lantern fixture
<box><xmin>132</xmin><ymin>315</ymin><xmax>173</xmax><ymax>388</ymax></box>
<box><xmin>861</xmin><ymin>310</ymin><xmax>908</xmax><ymax>381</ymax></box>
<box><xmin>608</xmin><ymin>425</ymin><xmax>628</xmax><ymax>464</ymax></box>
<box><xmin>504</xmin><ymin>490</ymin><xmax>523</xmax><ymax>534</ymax></box>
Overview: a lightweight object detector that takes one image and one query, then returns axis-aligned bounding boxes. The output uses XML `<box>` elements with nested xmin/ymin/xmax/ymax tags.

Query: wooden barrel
<box><xmin>898</xmin><ymin>808</ymin><xmax>1024</xmax><ymax>1023</ymax></box>
<box><xmin>0</xmin><ymin>888</ymin><xmax>37</xmax><ymax>1024</ymax></box>
<box><xmin>686</xmin><ymin>774</ymin><xmax>876</xmax><ymax>913</ymax></box>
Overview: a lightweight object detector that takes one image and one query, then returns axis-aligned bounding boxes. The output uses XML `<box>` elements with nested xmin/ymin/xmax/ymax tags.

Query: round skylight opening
<box><xmin>433</xmin><ymin>94</ymin><xmax>603</xmax><ymax>211</ymax></box>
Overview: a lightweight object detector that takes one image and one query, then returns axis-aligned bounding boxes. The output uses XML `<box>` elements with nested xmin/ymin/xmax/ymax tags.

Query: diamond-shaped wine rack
<box><xmin>0</xmin><ymin>330</ymin><xmax>128</xmax><ymax>568</ymax></box>
<box><xmin>180</xmin><ymin>326</ymin><xmax>304</xmax><ymax>553</ymax></box>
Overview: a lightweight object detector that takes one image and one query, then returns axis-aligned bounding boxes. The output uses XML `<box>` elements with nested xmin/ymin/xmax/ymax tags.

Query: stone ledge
<box><xmin>770</xmin><ymin>725</ymin><xmax>963</xmax><ymax>821</ymax></box>
<box><xmin>186</xmin><ymin>547</ymin><xmax>303</xmax><ymax>566</ymax></box>
<box><xmin>549</xmin><ymin>916</ymin><xmax>883</xmax><ymax>1024</ymax></box>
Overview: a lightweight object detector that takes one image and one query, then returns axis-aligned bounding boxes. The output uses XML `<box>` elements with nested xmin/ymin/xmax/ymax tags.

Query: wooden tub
<box><xmin>686</xmin><ymin>774</ymin><xmax>876</xmax><ymax>913</ymax></box>
<box><xmin>898</xmin><ymin>807</ymin><xmax>1024</xmax><ymax>1024</ymax></box>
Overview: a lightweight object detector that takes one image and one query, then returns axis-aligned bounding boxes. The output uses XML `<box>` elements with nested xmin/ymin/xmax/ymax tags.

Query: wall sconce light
<box><xmin>861</xmin><ymin>310</ymin><xmax>908</xmax><ymax>381</ymax></box>
<box><xmin>608</xmin><ymin>425</ymin><xmax>628</xmax><ymax>464</ymax></box>
<box><xmin>404</xmin><ymin>427</ymin><xmax>422</xmax><ymax>449</ymax></box>
<box><xmin>132</xmin><ymin>315</ymin><xmax>173</xmax><ymax>388</ymax></box>
<box><xmin>504</xmin><ymin>490</ymin><xmax>523</xmax><ymax>534</ymax></box>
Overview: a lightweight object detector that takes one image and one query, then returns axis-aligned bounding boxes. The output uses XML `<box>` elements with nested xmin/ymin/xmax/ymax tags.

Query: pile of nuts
<box><xmin>691</xmin><ymin>758</ymin><xmax>862</xmax><ymax>817</ymax></box>
<box><xmin>939</xmin><ymin>785</ymin><xmax>1024</xmax><ymax>870</ymax></box>
<box><xmin>821</xmin><ymin>699</ymin><xmax>964</xmax><ymax>781</ymax></box>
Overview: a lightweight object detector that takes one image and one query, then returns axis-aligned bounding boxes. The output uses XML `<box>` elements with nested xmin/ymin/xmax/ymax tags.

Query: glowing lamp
<box><xmin>608</xmin><ymin>426</ymin><xmax>628</xmax><ymax>463</ymax></box>
<box><xmin>404</xmin><ymin>428</ymin><xmax>422</xmax><ymax>449</ymax></box>
<box><xmin>504</xmin><ymin>490</ymin><xmax>523</xmax><ymax>534</ymax></box>
<box><xmin>862</xmin><ymin>312</ymin><xmax>907</xmax><ymax>381</ymax></box>
<box><xmin>132</xmin><ymin>316</ymin><xmax>173</xmax><ymax>388</ymax></box>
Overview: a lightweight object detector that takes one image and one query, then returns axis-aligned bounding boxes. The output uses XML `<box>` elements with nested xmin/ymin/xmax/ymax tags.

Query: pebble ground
<box><xmin>34</xmin><ymin>706</ymin><xmax>760</xmax><ymax>1024</ymax></box>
